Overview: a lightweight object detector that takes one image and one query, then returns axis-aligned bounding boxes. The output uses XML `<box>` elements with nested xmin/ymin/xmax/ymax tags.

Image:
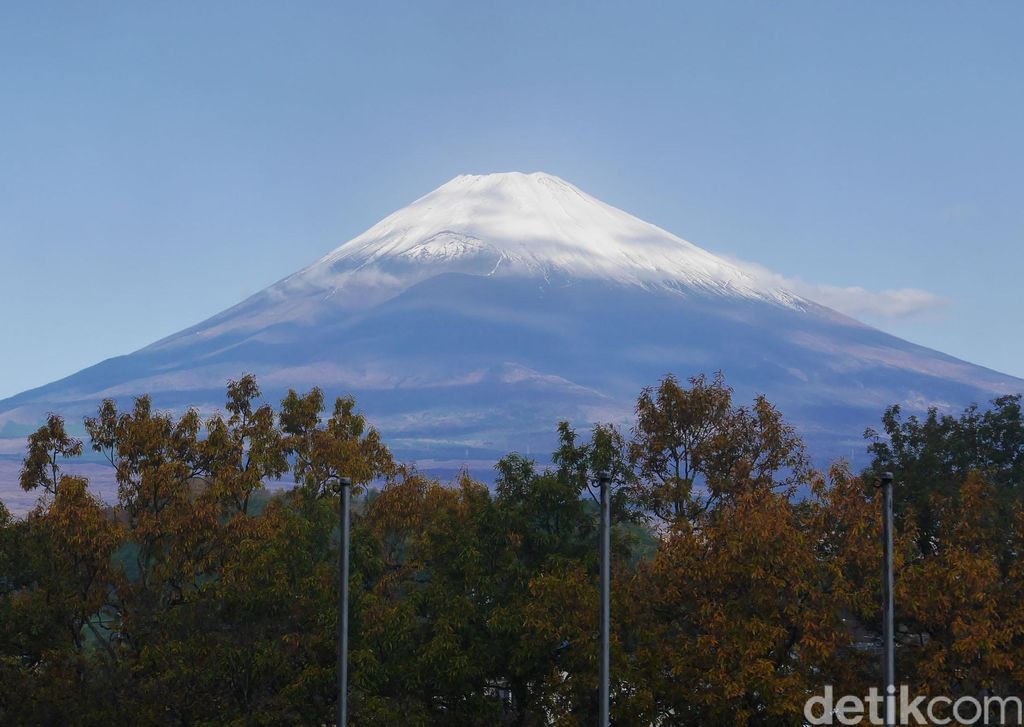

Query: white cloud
<box><xmin>790</xmin><ymin>281</ymin><xmax>948</xmax><ymax>319</ymax></box>
<box><xmin>735</xmin><ymin>260</ymin><xmax>949</xmax><ymax>320</ymax></box>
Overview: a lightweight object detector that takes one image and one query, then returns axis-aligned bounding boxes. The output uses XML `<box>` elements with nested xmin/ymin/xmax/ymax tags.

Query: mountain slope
<box><xmin>1</xmin><ymin>172</ymin><xmax>1020</xmax><ymax>500</ymax></box>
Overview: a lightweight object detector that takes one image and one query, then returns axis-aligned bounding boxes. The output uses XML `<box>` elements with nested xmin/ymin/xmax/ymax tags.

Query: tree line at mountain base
<box><xmin>1</xmin><ymin>373</ymin><xmax>1021</xmax><ymax>725</ymax></box>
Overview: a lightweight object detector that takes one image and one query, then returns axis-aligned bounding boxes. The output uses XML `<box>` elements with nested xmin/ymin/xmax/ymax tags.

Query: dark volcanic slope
<box><xmin>2</xmin><ymin>274</ymin><xmax>1018</xmax><ymax>462</ymax></box>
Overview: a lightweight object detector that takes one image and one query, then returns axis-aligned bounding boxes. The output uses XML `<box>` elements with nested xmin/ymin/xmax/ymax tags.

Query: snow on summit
<box><xmin>291</xmin><ymin>172</ymin><xmax>801</xmax><ymax>305</ymax></box>
<box><xmin>161</xmin><ymin>172</ymin><xmax>809</xmax><ymax>343</ymax></box>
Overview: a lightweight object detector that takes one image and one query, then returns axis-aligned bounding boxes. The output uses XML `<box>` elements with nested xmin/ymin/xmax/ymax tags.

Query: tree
<box><xmin>630</xmin><ymin>373</ymin><xmax>809</xmax><ymax>523</ymax></box>
<box><xmin>2</xmin><ymin>375</ymin><xmax>401</xmax><ymax>724</ymax></box>
<box><xmin>0</xmin><ymin>473</ymin><xmax>125</xmax><ymax>723</ymax></box>
<box><xmin>865</xmin><ymin>396</ymin><xmax>1024</xmax><ymax>708</ymax></box>
<box><xmin>619</xmin><ymin>467</ymin><xmax>876</xmax><ymax>724</ymax></box>
<box><xmin>865</xmin><ymin>395</ymin><xmax>1024</xmax><ymax>556</ymax></box>
<box><xmin>204</xmin><ymin>374</ymin><xmax>290</xmax><ymax>515</ymax></box>
<box><xmin>2</xmin><ymin>371</ymin><xmax>1019</xmax><ymax>724</ymax></box>
<box><xmin>20</xmin><ymin>413</ymin><xmax>83</xmax><ymax>498</ymax></box>
<box><xmin>893</xmin><ymin>475</ymin><xmax>1023</xmax><ymax>701</ymax></box>
<box><xmin>280</xmin><ymin>387</ymin><xmax>395</xmax><ymax>500</ymax></box>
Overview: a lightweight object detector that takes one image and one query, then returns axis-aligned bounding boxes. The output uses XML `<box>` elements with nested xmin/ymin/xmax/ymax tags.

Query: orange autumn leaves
<box><xmin>1</xmin><ymin>373</ymin><xmax>1021</xmax><ymax>725</ymax></box>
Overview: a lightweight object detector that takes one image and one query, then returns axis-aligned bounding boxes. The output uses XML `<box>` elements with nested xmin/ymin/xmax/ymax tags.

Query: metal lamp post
<box><xmin>597</xmin><ymin>469</ymin><xmax>612</xmax><ymax>727</ymax></box>
<box><xmin>337</xmin><ymin>476</ymin><xmax>353</xmax><ymax>727</ymax></box>
<box><xmin>880</xmin><ymin>471</ymin><xmax>895</xmax><ymax>727</ymax></box>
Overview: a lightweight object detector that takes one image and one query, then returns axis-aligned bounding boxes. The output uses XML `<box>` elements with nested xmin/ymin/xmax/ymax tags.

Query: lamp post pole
<box><xmin>338</xmin><ymin>476</ymin><xmax>352</xmax><ymax>727</ymax></box>
<box><xmin>880</xmin><ymin>471</ymin><xmax>895</xmax><ymax>727</ymax></box>
<box><xmin>597</xmin><ymin>470</ymin><xmax>611</xmax><ymax>727</ymax></box>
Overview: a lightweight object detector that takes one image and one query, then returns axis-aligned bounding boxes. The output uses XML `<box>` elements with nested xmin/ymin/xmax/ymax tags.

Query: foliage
<box><xmin>865</xmin><ymin>396</ymin><xmax>1024</xmax><ymax>707</ymax></box>
<box><xmin>865</xmin><ymin>394</ymin><xmax>1024</xmax><ymax>554</ymax></box>
<box><xmin>0</xmin><ymin>374</ymin><xmax>1020</xmax><ymax>725</ymax></box>
<box><xmin>630</xmin><ymin>373</ymin><xmax>810</xmax><ymax>522</ymax></box>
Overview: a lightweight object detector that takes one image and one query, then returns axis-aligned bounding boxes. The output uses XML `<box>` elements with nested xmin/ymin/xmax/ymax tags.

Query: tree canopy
<box><xmin>0</xmin><ymin>374</ymin><xmax>1020</xmax><ymax>725</ymax></box>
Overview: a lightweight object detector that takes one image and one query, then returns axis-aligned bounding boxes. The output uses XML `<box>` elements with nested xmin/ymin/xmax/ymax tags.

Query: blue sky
<box><xmin>1</xmin><ymin>1</ymin><xmax>1022</xmax><ymax>400</ymax></box>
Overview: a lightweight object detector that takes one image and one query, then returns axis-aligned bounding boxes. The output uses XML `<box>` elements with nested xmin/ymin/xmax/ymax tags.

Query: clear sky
<box><xmin>1</xmin><ymin>1</ymin><xmax>1022</xmax><ymax>400</ymax></box>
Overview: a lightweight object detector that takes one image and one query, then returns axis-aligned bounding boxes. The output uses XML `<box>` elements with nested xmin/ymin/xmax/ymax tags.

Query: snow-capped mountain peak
<box><xmin>3</xmin><ymin>170</ymin><xmax>1021</xmax><ymax>517</ymax></box>
<box><xmin>163</xmin><ymin>172</ymin><xmax>812</xmax><ymax>344</ymax></box>
<box><xmin>285</xmin><ymin>172</ymin><xmax>800</xmax><ymax>307</ymax></box>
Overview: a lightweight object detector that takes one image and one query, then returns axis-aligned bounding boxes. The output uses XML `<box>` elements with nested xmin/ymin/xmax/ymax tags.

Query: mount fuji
<box><xmin>1</xmin><ymin>172</ymin><xmax>1020</xmax><ymax>505</ymax></box>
